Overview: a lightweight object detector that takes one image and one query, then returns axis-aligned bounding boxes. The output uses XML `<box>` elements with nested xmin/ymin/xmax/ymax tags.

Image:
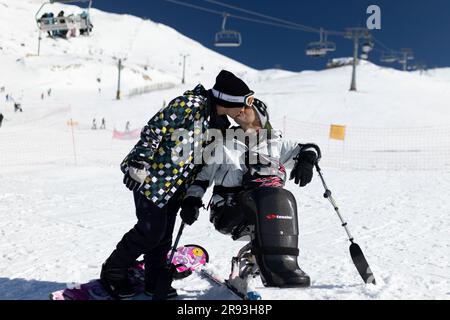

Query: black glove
<box><xmin>123</xmin><ymin>159</ymin><xmax>146</xmax><ymax>191</ymax></box>
<box><xmin>180</xmin><ymin>197</ymin><xmax>203</xmax><ymax>225</ymax></box>
<box><xmin>290</xmin><ymin>150</ymin><xmax>317</xmax><ymax>187</ymax></box>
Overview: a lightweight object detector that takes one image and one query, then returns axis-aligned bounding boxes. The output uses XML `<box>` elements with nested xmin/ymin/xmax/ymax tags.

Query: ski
<box><xmin>198</xmin><ymin>268</ymin><xmax>262</xmax><ymax>300</ymax></box>
<box><xmin>50</xmin><ymin>244</ymin><xmax>209</xmax><ymax>300</ymax></box>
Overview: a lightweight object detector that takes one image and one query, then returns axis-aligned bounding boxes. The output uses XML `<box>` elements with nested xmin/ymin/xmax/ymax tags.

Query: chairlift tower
<box><xmin>344</xmin><ymin>28</ymin><xmax>372</xmax><ymax>91</ymax></box>
<box><xmin>180</xmin><ymin>54</ymin><xmax>189</xmax><ymax>84</ymax></box>
<box><xmin>399</xmin><ymin>48</ymin><xmax>414</xmax><ymax>71</ymax></box>
<box><xmin>115</xmin><ymin>56</ymin><xmax>127</xmax><ymax>100</ymax></box>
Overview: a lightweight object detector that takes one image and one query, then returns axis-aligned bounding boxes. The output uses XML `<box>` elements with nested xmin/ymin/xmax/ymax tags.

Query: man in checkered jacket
<box><xmin>100</xmin><ymin>70</ymin><xmax>256</xmax><ymax>300</ymax></box>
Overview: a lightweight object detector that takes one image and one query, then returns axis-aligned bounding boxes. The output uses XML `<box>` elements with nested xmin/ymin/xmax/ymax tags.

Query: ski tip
<box><xmin>366</xmin><ymin>275</ymin><xmax>376</xmax><ymax>285</ymax></box>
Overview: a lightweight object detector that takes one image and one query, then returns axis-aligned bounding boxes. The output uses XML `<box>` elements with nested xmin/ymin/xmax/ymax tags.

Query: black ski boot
<box><xmin>258</xmin><ymin>255</ymin><xmax>310</xmax><ymax>287</ymax></box>
<box><xmin>100</xmin><ymin>262</ymin><xmax>136</xmax><ymax>299</ymax></box>
<box><xmin>240</xmin><ymin>187</ymin><xmax>311</xmax><ymax>288</ymax></box>
<box><xmin>144</xmin><ymin>266</ymin><xmax>178</xmax><ymax>300</ymax></box>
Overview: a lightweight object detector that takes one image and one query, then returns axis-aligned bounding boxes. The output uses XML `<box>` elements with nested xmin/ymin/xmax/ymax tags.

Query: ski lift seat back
<box><xmin>305</xmin><ymin>48</ymin><xmax>327</xmax><ymax>58</ymax></box>
<box><xmin>380</xmin><ymin>52</ymin><xmax>398</xmax><ymax>63</ymax></box>
<box><xmin>215</xmin><ymin>30</ymin><xmax>242</xmax><ymax>47</ymax></box>
<box><xmin>323</xmin><ymin>41</ymin><xmax>336</xmax><ymax>52</ymax></box>
<box><xmin>305</xmin><ymin>42</ymin><xmax>327</xmax><ymax>57</ymax></box>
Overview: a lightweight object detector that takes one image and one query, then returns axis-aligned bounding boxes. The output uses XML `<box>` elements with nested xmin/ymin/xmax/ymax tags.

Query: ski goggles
<box><xmin>252</xmin><ymin>98</ymin><xmax>271</xmax><ymax>128</ymax></box>
<box><xmin>211</xmin><ymin>89</ymin><xmax>255</xmax><ymax>107</ymax></box>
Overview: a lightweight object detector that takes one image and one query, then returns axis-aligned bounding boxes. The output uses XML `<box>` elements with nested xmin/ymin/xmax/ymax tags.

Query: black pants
<box><xmin>107</xmin><ymin>190</ymin><xmax>182</xmax><ymax>273</ymax></box>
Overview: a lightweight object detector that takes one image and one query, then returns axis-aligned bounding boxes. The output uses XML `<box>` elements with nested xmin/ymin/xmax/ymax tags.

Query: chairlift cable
<box><xmin>225</xmin><ymin>13</ymin><xmax>321</xmax><ymax>33</ymax></box>
<box><xmin>371</xmin><ymin>36</ymin><xmax>392</xmax><ymax>51</ymax></box>
<box><xmin>372</xmin><ymin>36</ymin><xmax>402</xmax><ymax>54</ymax></box>
<box><xmin>165</xmin><ymin>0</ymin><xmax>327</xmax><ymax>33</ymax></box>
<box><xmin>165</xmin><ymin>0</ymin><xmax>412</xmax><ymax>62</ymax></box>
<box><xmin>202</xmin><ymin>0</ymin><xmax>347</xmax><ymax>36</ymax></box>
<box><xmin>202</xmin><ymin>0</ymin><xmax>319</xmax><ymax>33</ymax></box>
<box><xmin>165</xmin><ymin>0</ymin><xmax>224</xmax><ymax>16</ymax></box>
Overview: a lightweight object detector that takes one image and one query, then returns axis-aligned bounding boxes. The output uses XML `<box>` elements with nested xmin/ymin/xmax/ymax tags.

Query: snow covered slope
<box><xmin>255</xmin><ymin>61</ymin><xmax>450</xmax><ymax>127</ymax></box>
<box><xmin>0</xmin><ymin>0</ymin><xmax>449</xmax><ymax>300</ymax></box>
<box><xmin>0</xmin><ymin>0</ymin><xmax>260</xmax><ymax>98</ymax></box>
<box><xmin>424</xmin><ymin>68</ymin><xmax>450</xmax><ymax>83</ymax></box>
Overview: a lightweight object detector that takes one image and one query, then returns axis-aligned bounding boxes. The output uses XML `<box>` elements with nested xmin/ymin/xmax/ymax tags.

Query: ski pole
<box><xmin>152</xmin><ymin>222</ymin><xmax>186</xmax><ymax>300</ymax></box>
<box><xmin>314</xmin><ymin>163</ymin><xmax>355</xmax><ymax>244</ymax></box>
<box><xmin>300</xmin><ymin>143</ymin><xmax>376</xmax><ymax>285</ymax></box>
<box><xmin>168</xmin><ymin>222</ymin><xmax>186</xmax><ymax>266</ymax></box>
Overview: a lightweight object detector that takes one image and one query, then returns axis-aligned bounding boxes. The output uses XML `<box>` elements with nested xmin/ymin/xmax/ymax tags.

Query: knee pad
<box><xmin>240</xmin><ymin>187</ymin><xmax>309</xmax><ymax>287</ymax></box>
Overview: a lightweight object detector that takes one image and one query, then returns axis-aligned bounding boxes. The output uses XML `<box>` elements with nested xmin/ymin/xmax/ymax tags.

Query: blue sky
<box><xmin>90</xmin><ymin>0</ymin><xmax>450</xmax><ymax>71</ymax></box>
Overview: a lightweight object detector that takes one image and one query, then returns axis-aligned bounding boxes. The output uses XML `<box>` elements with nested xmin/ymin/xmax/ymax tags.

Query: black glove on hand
<box><xmin>290</xmin><ymin>150</ymin><xmax>317</xmax><ymax>187</ymax></box>
<box><xmin>123</xmin><ymin>159</ymin><xmax>146</xmax><ymax>191</ymax></box>
<box><xmin>180</xmin><ymin>197</ymin><xmax>203</xmax><ymax>225</ymax></box>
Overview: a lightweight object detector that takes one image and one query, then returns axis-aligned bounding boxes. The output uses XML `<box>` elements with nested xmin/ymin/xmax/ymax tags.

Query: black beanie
<box><xmin>211</xmin><ymin>70</ymin><xmax>254</xmax><ymax>108</ymax></box>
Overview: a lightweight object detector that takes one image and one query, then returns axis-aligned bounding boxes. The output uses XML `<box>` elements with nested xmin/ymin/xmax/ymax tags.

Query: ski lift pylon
<box><xmin>214</xmin><ymin>12</ymin><xmax>242</xmax><ymax>47</ymax></box>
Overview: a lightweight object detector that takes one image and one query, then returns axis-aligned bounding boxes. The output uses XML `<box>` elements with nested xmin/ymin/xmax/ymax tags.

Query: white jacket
<box><xmin>185</xmin><ymin>128</ymin><xmax>314</xmax><ymax>200</ymax></box>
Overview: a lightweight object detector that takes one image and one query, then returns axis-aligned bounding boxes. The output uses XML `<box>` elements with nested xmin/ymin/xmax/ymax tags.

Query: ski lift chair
<box><xmin>305</xmin><ymin>28</ymin><xmax>335</xmax><ymax>58</ymax></box>
<box><xmin>35</xmin><ymin>0</ymin><xmax>93</xmax><ymax>38</ymax></box>
<box><xmin>214</xmin><ymin>13</ymin><xmax>242</xmax><ymax>47</ymax></box>
<box><xmin>305</xmin><ymin>43</ymin><xmax>327</xmax><ymax>58</ymax></box>
<box><xmin>215</xmin><ymin>31</ymin><xmax>242</xmax><ymax>47</ymax></box>
<box><xmin>380</xmin><ymin>52</ymin><xmax>397</xmax><ymax>63</ymax></box>
<box><xmin>322</xmin><ymin>40</ymin><xmax>336</xmax><ymax>53</ymax></box>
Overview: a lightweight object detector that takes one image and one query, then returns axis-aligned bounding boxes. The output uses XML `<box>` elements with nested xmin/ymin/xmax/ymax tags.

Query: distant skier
<box><xmin>57</xmin><ymin>10</ymin><xmax>65</xmax><ymax>21</ymax></box>
<box><xmin>79</xmin><ymin>10</ymin><xmax>93</xmax><ymax>35</ymax></box>
<box><xmin>56</xmin><ymin>11</ymin><xmax>67</xmax><ymax>38</ymax></box>
<box><xmin>97</xmin><ymin>78</ymin><xmax>102</xmax><ymax>94</ymax></box>
<box><xmin>91</xmin><ymin>118</ymin><xmax>97</xmax><ymax>130</ymax></box>
<box><xmin>100</xmin><ymin>118</ymin><xmax>106</xmax><ymax>130</ymax></box>
<box><xmin>47</xmin><ymin>88</ymin><xmax>52</xmax><ymax>97</ymax></box>
<box><xmin>100</xmin><ymin>70</ymin><xmax>255</xmax><ymax>300</ymax></box>
<box><xmin>41</xmin><ymin>93</ymin><xmax>44</xmax><ymax>100</ymax></box>
<box><xmin>124</xmin><ymin>121</ymin><xmax>130</xmax><ymax>132</ymax></box>
<box><xmin>0</xmin><ymin>113</ymin><xmax>3</xmax><ymax>128</ymax></box>
<box><xmin>14</xmin><ymin>102</ymin><xmax>22</xmax><ymax>113</ymax></box>
<box><xmin>40</xmin><ymin>12</ymin><xmax>55</xmax><ymax>37</ymax></box>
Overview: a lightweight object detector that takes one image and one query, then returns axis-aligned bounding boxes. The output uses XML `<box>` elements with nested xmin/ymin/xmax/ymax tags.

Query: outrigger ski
<box><xmin>198</xmin><ymin>268</ymin><xmax>262</xmax><ymax>300</ymax></box>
